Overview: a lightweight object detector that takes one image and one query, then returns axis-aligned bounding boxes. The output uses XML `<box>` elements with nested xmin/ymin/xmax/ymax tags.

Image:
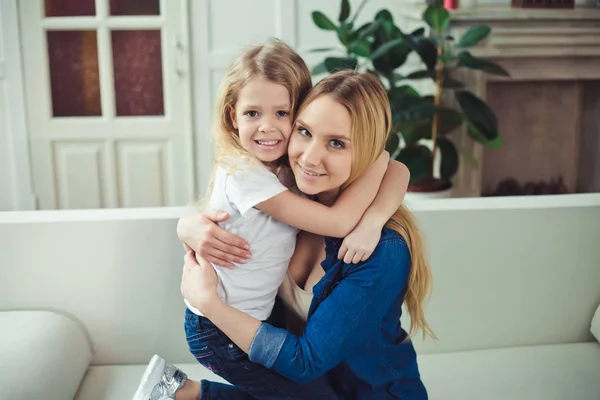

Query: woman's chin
<box><xmin>296</xmin><ymin>181</ymin><xmax>321</xmax><ymax>196</ymax></box>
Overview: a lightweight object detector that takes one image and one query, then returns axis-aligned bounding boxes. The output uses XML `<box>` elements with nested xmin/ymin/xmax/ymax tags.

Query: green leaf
<box><xmin>388</xmin><ymin>85</ymin><xmax>420</xmax><ymax>100</ymax></box>
<box><xmin>349</xmin><ymin>40</ymin><xmax>371</xmax><ymax>57</ymax></box>
<box><xmin>411</xmin><ymin>27</ymin><xmax>426</xmax><ymax>36</ymax></box>
<box><xmin>312</xmin><ymin>11</ymin><xmax>337</xmax><ymax>31</ymax></box>
<box><xmin>456</xmin><ymin>52</ymin><xmax>510</xmax><ymax>77</ymax></box>
<box><xmin>455</xmin><ymin>90</ymin><xmax>499</xmax><ymax>141</ymax></box>
<box><xmin>371</xmin><ymin>23</ymin><xmax>411</xmax><ymax>74</ymax></box>
<box><xmin>423</xmin><ymin>5</ymin><xmax>450</xmax><ymax>32</ymax></box>
<box><xmin>306</xmin><ymin>47</ymin><xmax>337</xmax><ymax>53</ymax></box>
<box><xmin>386</xmin><ymin>131</ymin><xmax>400</xmax><ymax>155</ymax></box>
<box><xmin>399</xmin><ymin>106</ymin><xmax>464</xmax><ymax>145</ymax></box>
<box><xmin>443</xmin><ymin>73</ymin><xmax>465</xmax><ymax>89</ymax></box>
<box><xmin>393</xmin><ymin>98</ymin><xmax>434</xmax><ymax>126</ymax></box>
<box><xmin>467</xmin><ymin>126</ymin><xmax>503</xmax><ymax>149</ymax></box>
<box><xmin>356</xmin><ymin>20</ymin><xmax>382</xmax><ymax>40</ymax></box>
<box><xmin>436</xmin><ymin>137</ymin><xmax>459</xmax><ymax>181</ymax></box>
<box><xmin>406</xmin><ymin>70</ymin><xmax>434</xmax><ymax>80</ymax></box>
<box><xmin>370</xmin><ymin>38</ymin><xmax>405</xmax><ymax>60</ymax></box>
<box><xmin>339</xmin><ymin>0</ymin><xmax>351</xmax><ymax>22</ymax></box>
<box><xmin>337</xmin><ymin>22</ymin><xmax>351</xmax><ymax>46</ymax></box>
<box><xmin>402</xmin><ymin>32</ymin><xmax>437</xmax><ymax>70</ymax></box>
<box><xmin>375</xmin><ymin>9</ymin><xmax>394</xmax><ymax>23</ymax></box>
<box><xmin>456</xmin><ymin>25</ymin><xmax>491</xmax><ymax>48</ymax></box>
<box><xmin>396</xmin><ymin>146</ymin><xmax>433</xmax><ymax>185</ymax></box>
<box><xmin>440</xmin><ymin>49</ymin><xmax>456</xmax><ymax>63</ymax></box>
<box><xmin>311</xmin><ymin>61</ymin><xmax>328</xmax><ymax>75</ymax></box>
<box><xmin>324</xmin><ymin>57</ymin><xmax>358</xmax><ymax>72</ymax></box>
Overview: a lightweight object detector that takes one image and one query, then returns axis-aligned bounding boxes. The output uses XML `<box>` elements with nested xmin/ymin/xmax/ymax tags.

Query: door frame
<box><xmin>0</xmin><ymin>0</ymin><xmax>35</xmax><ymax>210</ymax></box>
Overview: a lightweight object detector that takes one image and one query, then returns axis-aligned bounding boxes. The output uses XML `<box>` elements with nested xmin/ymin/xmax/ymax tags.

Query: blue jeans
<box><xmin>184</xmin><ymin>308</ymin><xmax>338</xmax><ymax>400</ymax></box>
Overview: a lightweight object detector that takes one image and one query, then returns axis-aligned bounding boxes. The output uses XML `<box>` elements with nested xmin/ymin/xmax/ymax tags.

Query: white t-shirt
<box><xmin>185</xmin><ymin>160</ymin><xmax>299</xmax><ymax>320</ymax></box>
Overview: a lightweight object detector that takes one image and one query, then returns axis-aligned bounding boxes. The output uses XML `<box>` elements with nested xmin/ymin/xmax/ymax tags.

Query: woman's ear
<box><xmin>229</xmin><ymin>106</ymin><xmax>238</xmax><ymax>130</ymax></box>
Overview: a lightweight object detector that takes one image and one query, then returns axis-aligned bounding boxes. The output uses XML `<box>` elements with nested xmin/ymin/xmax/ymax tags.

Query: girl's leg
<box><xmin>175</xmin><ymin>379</ymin><xmax>201</xmax><ymax>400</ymax></box>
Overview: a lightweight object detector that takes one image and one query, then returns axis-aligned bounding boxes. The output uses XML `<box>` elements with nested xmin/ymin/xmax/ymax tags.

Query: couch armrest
<box><xmin>0</xmin><ymin>311</ymin><xmax>92</xmax><ymax>399</ymax></box>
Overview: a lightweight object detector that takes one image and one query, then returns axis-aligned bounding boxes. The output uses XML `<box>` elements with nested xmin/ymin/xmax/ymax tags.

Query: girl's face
<box><xmin>288</xmin><ymin>95</ymin><xmax>353</xmax><ymax>205</ymax></box>
<box><xmin>232</xmin><ymin>78</ymin><xmax>292</xmax><ymax>163</ymax></box>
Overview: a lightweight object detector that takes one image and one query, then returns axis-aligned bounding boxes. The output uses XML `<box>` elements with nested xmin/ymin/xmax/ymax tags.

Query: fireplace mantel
<box><xmin>399</xmin><ymin>6</ymin><xmax>600</xmax><ymax>197</ymax></box>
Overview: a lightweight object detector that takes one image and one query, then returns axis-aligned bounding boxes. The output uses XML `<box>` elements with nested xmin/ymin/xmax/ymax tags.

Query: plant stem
<box><xmin>431</xmin><ymin>35</ymin><xmax>445</xmax><ymax>179</ymax></box>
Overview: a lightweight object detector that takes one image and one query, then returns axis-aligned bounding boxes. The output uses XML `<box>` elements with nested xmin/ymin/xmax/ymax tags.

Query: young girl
<box><xmin>134</xmin><ymin>40</ymin><xmax>410</xmax><ymax>399</ymax></box>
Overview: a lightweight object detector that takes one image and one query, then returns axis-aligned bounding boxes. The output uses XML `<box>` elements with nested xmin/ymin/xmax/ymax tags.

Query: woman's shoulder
<box><xmin>379</xmin><ymin>227</ymin><xmax>407</xmax><ymax>248</ymax></box>
<box><xmin>368</xmin><ymin>228</ymin><xmax>410</xmax><ymax>266</ymax></box>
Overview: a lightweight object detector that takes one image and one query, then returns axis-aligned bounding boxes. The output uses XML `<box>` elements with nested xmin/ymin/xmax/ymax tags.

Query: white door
<box><xmin>19</xmin><ymin>0</ymin><xmax>194</xmax><ymax>209</ymax></box>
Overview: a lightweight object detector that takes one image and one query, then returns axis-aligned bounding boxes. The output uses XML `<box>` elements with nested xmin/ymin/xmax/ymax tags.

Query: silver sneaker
<box><xmin>132</xmin><ymin>355</ymin><xmax>187</xmax><ymax>400</ymax></box>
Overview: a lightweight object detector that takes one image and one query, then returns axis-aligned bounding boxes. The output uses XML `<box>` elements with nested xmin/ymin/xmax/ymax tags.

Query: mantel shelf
<box><xmin>398</xmin><ymin>6</ymin><xmax>600</xmax><ymax>24</ymax></box>
<box><xmin>450</xmin><ymin>6</ymin><xmax>600</xmax><ymax>23</ymax></box>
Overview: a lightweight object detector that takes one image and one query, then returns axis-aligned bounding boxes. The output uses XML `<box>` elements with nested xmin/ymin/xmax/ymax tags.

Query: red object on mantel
<box><xmin>444</xmin><ymin>0</ymin><xmax>459</xmax><ymax>9</ymax></box>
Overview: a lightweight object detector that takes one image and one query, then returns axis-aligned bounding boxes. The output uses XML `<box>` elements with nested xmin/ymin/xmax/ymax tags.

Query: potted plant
<box><xmin>309</xmin><ymin>0</ymin><xmax>509</xmax><ymax>197</ymax></box>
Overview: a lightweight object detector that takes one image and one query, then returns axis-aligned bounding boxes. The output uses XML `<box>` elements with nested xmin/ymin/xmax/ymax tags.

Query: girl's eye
<box><xmin>297</xmin><ymin>127</ymin><xmax>311</xmax><ymax>137</ymax></box>
<box><xmin>245</xmin><ymin>111</ymin><xmax>259</xmax><ymax>117</ymax></box>
<box><xmin>330</xmin><ymin>140</ymin><xmax>344</xmax><ymax>149</ymax></box>
<box><xmin>276</xmin><ymin>110</ymin><xmax>289</xmax><ymax>117</ymax></box>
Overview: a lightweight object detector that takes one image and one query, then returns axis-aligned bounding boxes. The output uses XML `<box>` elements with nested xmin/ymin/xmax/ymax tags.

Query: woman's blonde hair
<box><xmin>199</xmin><ymin>39</ymin><xmax>312</xmax><ymax>205</ymax></box>
<box><xmin>297</xmin><ymin>70</ymin><xmax>435</xmax><ymax>340</ymax></box>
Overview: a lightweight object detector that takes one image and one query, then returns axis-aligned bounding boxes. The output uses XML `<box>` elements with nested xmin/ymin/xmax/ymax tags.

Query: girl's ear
<box><xmin>229</xmin><ymin>106</ymin><xmax>238</xmax><ymax>130</ymax></box>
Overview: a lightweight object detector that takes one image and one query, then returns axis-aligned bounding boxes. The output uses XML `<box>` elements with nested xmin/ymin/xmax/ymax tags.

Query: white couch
<box><xmin>1</xmin><ymin>194</ymin><xmax>600</xmax><ymax>400</ymax></box>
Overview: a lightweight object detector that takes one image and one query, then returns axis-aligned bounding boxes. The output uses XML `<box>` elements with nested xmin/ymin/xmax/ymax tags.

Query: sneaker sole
<box><xmin>132</xmin><ymin>355</ymin><xmax>167</xmax><ymax>400</ymax></box>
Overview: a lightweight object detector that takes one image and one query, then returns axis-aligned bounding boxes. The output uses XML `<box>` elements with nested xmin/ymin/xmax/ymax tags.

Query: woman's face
<box><xmin>288</xmin><ymin>95</ymin><xmax>352</xmax><ymax>205</ymax></box>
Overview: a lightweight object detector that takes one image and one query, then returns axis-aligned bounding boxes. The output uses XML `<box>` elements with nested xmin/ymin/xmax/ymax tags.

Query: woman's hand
<box><xmin>337</xmin><ymin>218</ymin><xmax>383</xmax><ymax>264</ymax></box>
<box><xmin>177</xmin><ymin>210</ymin><xmax>252</xmax><ymax>268</ymax></box>
<box><xmin>181</xmin><ymin>251</ymin><xmax>221</xmax><ymax>313</ymax></box>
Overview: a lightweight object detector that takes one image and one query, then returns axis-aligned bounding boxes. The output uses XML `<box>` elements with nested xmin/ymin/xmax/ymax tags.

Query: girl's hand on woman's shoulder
<box><xmin>338</xmin><ymin>218</ymin><xmax>383</xmax><ymax>264</ymax></box>
<box><xmin>177</xmin><ymin>209</ymin><xmax>252</xmax><ymax>268</ymax></box>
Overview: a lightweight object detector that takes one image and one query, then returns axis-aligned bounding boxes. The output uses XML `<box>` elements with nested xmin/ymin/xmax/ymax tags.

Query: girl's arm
<box><xmin>188</xmin><ymin>239</ymin><xmax>410</xmax><ymax>383</ymax></box>
<box><xmin>338</xmin><ymin>160</ymin><xmax>410</xmax><ymax>263</ymax></box>
<box><xmin>256</xmin><ymin>152</ymin><xmax>389</xmax><ymax>238</ymax></box>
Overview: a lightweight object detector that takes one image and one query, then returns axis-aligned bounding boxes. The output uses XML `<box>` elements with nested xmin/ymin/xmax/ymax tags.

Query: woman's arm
<box><xmin>256</xmin><ymin>151</ymin><xmax>389</xmax><ymax>238</ymax></box>
<box><xmin>338</xmin><ymin>160</ymin><xmax>410</xmax><ymax>263</ymax></box>
<box><xmin>185</xmin><ymin>239</ymin><xmax>410</xmax><ymax>383</ymax></box>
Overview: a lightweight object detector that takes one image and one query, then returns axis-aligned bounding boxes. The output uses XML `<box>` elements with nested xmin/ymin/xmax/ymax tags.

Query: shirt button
<box><xmin>228</xmin><ymin>344</ymin><xmax>234</xmax><ymax>348</ymax></box>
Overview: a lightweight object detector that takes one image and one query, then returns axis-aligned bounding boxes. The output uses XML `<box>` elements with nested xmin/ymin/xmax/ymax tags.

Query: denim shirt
<box><xmin>249</xmin><ymin>228</ymin><xmax>428</xmax><ymax>399</ymax></box>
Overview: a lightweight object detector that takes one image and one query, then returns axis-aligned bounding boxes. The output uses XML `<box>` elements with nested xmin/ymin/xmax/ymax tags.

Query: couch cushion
<box><xmin>421</xmin><ymin>342</ymin><xmax>600</xmax><ymax>400</ymax></box>
<box><xmin>75</xmin><ymin>342</ymin><xmax>600</xmax><ymax>400</ymax></box>
<box><xmin>0</xmin><ymin>311</ymin><xmax>92</xmax><ymax>400</ymax></box>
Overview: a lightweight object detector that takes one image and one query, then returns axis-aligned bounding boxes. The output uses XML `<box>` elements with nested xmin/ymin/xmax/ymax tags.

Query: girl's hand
<box><xmin>338</xmin><ymin>219</ymin><xmax>382</xmax><ymax>264</ymax></box>
<box><xmin>181</xmin><ymin>251</ymin><xmax>221</xmax><ymax>313</ymax></box>
<box><xmin>177</xmin><ymin>210</ymin><xmax>252</xmax><ymax>268</ymax></box>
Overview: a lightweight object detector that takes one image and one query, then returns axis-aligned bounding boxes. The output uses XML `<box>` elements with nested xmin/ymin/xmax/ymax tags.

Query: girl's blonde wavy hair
<box><xmin>297</xmin><ymin>70</ymin><xmax>436</xmax><ymax>340</ymax></box>
<box><xmin>199</xmin><ymin>39</ymin><xmax>312</xmax><ymax>205</ymax></box>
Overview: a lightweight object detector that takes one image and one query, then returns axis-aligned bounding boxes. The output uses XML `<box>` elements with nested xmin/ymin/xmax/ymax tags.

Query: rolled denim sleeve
<box><xmin>248</xmin><ymin>322</ymin><xmax>288</xmax><ymax>368</ymax></box>
<box><xmin>249</xmin><ymin>239</ymin><xmax>410</xmax><ymax>384</ymax></box>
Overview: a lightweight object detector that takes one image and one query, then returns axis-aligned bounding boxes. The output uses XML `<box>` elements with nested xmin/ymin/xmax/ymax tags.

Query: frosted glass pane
<box><xmin>111</xmin><ymin>30</ymin><xmax>164</xmax><ymax>116</ymax></box>
<box><xmin>47</xmin><ymin>30</ymin><xmax>102</xmax><ymax>117</ymax></box>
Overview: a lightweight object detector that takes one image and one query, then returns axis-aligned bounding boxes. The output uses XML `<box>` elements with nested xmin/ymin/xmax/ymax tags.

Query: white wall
<box><xmin>1</xmin><ymin>194</ymin><xmax>599</xmax><ymax>365</ymax></box>
<box><xmin>0</xmin><ymin>0</ymin><xmax>34</xmax><ymax>211</ymax></box>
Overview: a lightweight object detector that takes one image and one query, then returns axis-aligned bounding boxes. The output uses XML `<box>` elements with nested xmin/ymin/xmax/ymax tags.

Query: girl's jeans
<box><xmin>184</xmin><ymin>308</ymin><xmax>338</xmax><ymax>400</ymax></box>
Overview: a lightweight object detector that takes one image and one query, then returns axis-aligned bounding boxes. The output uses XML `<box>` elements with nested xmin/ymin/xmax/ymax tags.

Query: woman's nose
<box><xmin>301</xmin><ymin>141</ymin><xmax>322</xmax><ymax>167</ymax></box>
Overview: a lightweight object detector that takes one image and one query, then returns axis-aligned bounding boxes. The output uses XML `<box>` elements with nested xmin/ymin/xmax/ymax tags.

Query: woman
<box><xmin>152</xmin><ymin>70</ymin><xmax>433</xmax><ymax>399</ymax></box>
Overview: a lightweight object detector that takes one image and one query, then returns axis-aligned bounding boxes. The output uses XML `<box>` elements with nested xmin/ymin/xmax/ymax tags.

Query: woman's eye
<box><xmin>330</xmin><ymin>140</ymin><xmax>344</xmax><ymax>149</ymax></box>
<box><xmin>297</xmin><ymin>127</ymin><xmax>311</xmax><ymax>137</ymax></box>
<box><xmin>245</xmin><ymin>111</ymin><xmax>259</xmax><ymax>117</ymax></box>
<box><xmin>276</xmin><ymin>110</ymin><xmax>289</xmax><ymax>117</ymax></box>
